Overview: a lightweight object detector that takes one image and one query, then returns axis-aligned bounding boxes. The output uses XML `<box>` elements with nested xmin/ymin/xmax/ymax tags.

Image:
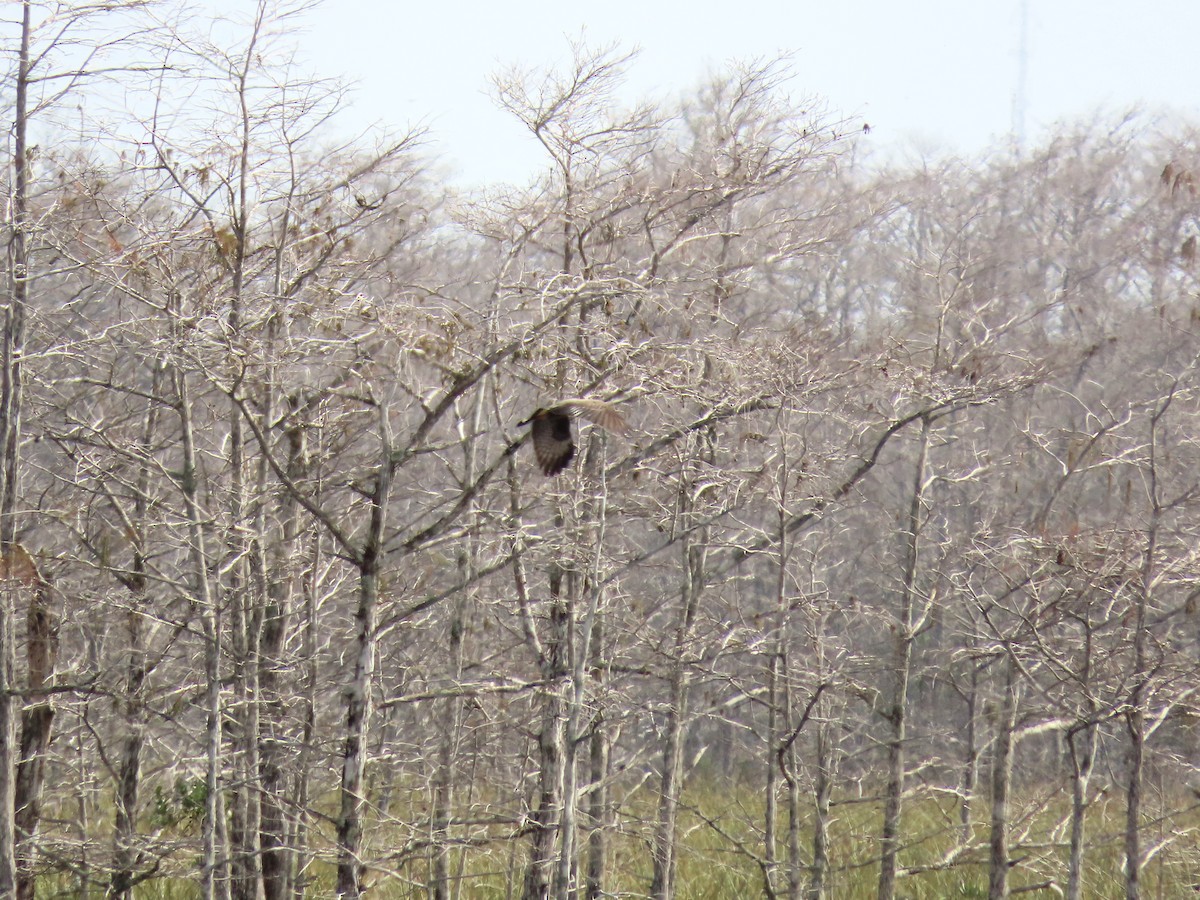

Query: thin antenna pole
<box><xmin>1012</xmin><ymin>0</ymin><xmax>1030</xmax><ymax>152</ymax></box>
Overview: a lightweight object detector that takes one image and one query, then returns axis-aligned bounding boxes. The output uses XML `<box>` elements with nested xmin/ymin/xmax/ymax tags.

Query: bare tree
<box><xmin>8</xmin><ymin>7</ymin><xmax>1200</xmax><ymax>897</ymax></box>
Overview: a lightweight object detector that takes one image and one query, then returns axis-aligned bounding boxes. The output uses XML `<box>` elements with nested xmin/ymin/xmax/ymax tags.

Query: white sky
<box><xmin>291</xmin><ymin>0</ymin><xmax>1200</xmax><ymax>186</ymax></box>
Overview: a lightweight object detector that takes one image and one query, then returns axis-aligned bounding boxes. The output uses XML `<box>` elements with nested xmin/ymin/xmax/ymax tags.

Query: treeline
<box><xmin>1</xmin><ymin>3</ymin><xmax>1200</xmax><ymax>899</ymax></box>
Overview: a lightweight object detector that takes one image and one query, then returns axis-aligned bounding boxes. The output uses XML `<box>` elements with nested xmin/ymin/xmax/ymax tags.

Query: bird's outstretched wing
<box><xmin>558</xmin><ymin>399</ymin><xmax>629</xmax><ymax>435</ymax></box>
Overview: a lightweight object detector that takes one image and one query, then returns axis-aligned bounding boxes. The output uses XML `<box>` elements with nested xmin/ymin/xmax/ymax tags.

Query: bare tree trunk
<box><xmin>1124</xmin><ymin>705</ymin><xmax>1143</xmax><ymax>900</ymax></box>
<box><xmin>877</xmin><ymin>415</ymin><xmax>930</xmax><ymax>900</ymax></box>
<box><xmin>555</xmin><ymin>596</ymin><xmax>582</xmax><ymax>900</ymax></box>
<box><xmin>807</xmin><ymin>714</ymin><xmax>831</xmax><ymax>900</ymax></box>
<box><xmin>802</xmin><ymin>598</ymin><xmax>834</xmax><ymax>900</ymax></box>
<box><xmin>0</xmin><ymin>5</ymin><xmax>31</xmax><ymax>892</ymax></box>
<box><xmin>74</xmin><ymin>726</ymin><xmax>90</xmax><ymax>896</ymax></box>
<box><xmin>431</xmin><ymin>611</ymin><xmax>465</xmax><ymax>900</ymax></box>
<box><xmin>959</xmin><ymin>665</ymin><xmax>980</xmax><ymax>848</ymax></box>
<box><xmin>507</xmin><ymin>463</ymin><xmax>556</xmax><ymax>900</ymax></box>
<box><xmin>13</xmin><ymin>554</ymin><xmax>54</xmax><ymax>900</ymax></box>
<box><xmin>783</xmin><ymin>703</ymin><xmax>802</xmax><ymax>900</ymax></box>
<box><xmin>431</xmin><ymin>395</ymin><xmax>485</xmax><ymax>900</ymax></box>
<box><xmin>108</xmin><ymin>378</ymin><xmax>161</xmax><ymax>899</ymax></box>
<box><xmin>335</xmin><ymin>553</ymin><xmax>382</xmax><ymax>899</ymax></box>
<box><xmin>257</xmin><ymin>583</ymin><xmax>287</xmax><ymax>900</ymax></box>
<box><xmin>1125</xmin><ymin>401</ymin><xmax>1166</xmax><ymax>900</ymax></box>
<box><xmin>225</xmin><ymin>59</ymin><xmax>262</xmax><ymax>899</ymax></box>
<box><xmin>556</xmin><ymin>455</ymin><xmax>610</xmax><ymax>900</ymax></box>
<box><xmin>1062</xmin><ymin>605</ymin><xmax>1098</xmax><ymax>900</ymax></box>
<box><xmin>0</xmin><ymin>584</ymin><xmax>14</xmax><ymax>898</ymax></box>
<box><xmin>523</xmin><ymin>556</ymin><xmax>567</xmax><ymax>900</ymax></box>
<box><xmin>253</xmin><ymin>356</ymin><xmax>308</xmax><ymax>900</ymax></box>
<box><xmin>291</xmin><ymin>526</ymin><xmax>321</xmax><ymax>900</ymax></box>
<box><xmin>987</xmin><ymin>656</ymin><xmax>1017</xmax><ymax>900</ymax></box>
<box><xmin>335</xmin><ymin>422</ymin><xmax>392</xmax><ymax>899</ymax></box>
<box><xmin>0</xmin><ymin>599</ymin><xmax>13</xmax><ymax>900</ymax></box>
<box><xmin>649</xmin><ymin>657</ymin><xmax>688</xmax><ymax>900</ymax></box>
<box><xmin>554</xmin><ymin>591</ymin><xmax>583</xmax><ymax>900</ymax></box>
<box><xmin>176</xmin><ymin>362</ymin><xmax>229</xmax><ymax>900</ymax></box>
<box><xmin>650</xmin><ymin>436</ymin><xmax>712</xmax><ymax>900</ymax></box>
<box><xmin>109</xmin><ymin>597</ymin><xmax>147</xmax><ymax>900</ymax></box>
<box><xmin>229</xmin><ymin>576</ymin><xmax>263</xmax><ymax>900</ymax></box>
<box><xmin>0</xmin><ymin>0</ymin><xmax>28</xmax><ymax>593</ymax></box>
<box><xmin>764</xmin><ymin>502</ymin><xmax>790</xmax><ymax>900</ymax></box>
<box><xmin>764</xmin><ymin>652</ymin><xmax>781</xmax><ymax>900</ymax></box>
<box><xmin>583</xmin><ymin>640</ymin><xmax>610</xmax><ymax>900</ymax></box>
<box><xmin>258</xmin><ymin>415</ymin><xmax>305</xmax><ymax>900</ymax></box>
<box><xmin>650</xmin><ymin>533</ymin><xmax>705</xmax><ymax>900</ymax></box>
<box><xmin>202</xmin><ymin>545</ymin><xmax>228</xmax><ymax>900</ymax></box>
<box><xmin>1066</xmin><ymin>720</ymin><xmax>1096</xmax><ymax>900</ymax></box>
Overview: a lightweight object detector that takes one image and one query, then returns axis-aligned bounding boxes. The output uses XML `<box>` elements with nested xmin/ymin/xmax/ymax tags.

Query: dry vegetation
<box><xmin>2</xmin><ymin>3</ymin><xmax>1200</xmax><ymax>899</ymax></box>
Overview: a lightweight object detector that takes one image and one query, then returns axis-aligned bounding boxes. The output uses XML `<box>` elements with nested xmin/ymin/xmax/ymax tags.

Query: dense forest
<box><xmin>3</xmin><ymin>2</ymin><xmax>1200</xmax><ymax>899</ymax></box>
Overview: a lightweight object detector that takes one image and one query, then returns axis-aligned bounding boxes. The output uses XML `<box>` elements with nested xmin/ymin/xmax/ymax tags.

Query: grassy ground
<box><xmin>347</xmin><ymin>777</ymin><xmax>1200</xmax><ymax>898</ymax></box>
<box><xmin>33</xmin><ymin>777</ymin><xmax>1200</xmax><ymax>897</ymax></box>
<box><xmin>661</xmin><ymin>779</ymin><xmax>1200</xmax><ymax>899</ymax></box>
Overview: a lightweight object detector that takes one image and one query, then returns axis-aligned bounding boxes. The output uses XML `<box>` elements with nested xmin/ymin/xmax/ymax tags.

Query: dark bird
<box><xmin>518</xmin><ymin>399</ymin><xmax>628</xmax><ymax>476</ymax></box>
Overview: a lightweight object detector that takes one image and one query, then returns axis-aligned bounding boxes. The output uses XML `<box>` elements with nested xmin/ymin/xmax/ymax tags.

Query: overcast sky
<box><xmin>289</xmin><ymin>1</ymin><xmax>1200</xmax><ymax>186</ymax></box>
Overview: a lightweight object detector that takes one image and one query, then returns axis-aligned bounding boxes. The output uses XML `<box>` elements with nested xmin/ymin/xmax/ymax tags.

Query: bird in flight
<box><xmin>518</xmin><ymin>399</ymin><xmax>629</xmax><ymax>476</ymax></box>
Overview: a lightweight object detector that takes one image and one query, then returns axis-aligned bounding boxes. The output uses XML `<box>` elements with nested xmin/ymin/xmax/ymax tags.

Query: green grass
<box><xmin>659</xmin><ymin>779</ymin><xmax>1200</xmax><ymax>900</ymax></box>
<box><xmin>342</xmin><ymin>776</ymin><xmax>1200</xmax><ymax>898</ymax></box>
<box><xmin>30</xmin><ymin>776</ymin><xmax>1200</xmax><ymax>898</ymax></box>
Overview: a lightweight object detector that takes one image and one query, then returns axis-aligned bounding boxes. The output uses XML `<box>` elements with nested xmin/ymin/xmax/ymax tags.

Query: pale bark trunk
<box><xmin>258</xmin><ymin>526</ymin><xmax>292</xmax><ymax>900</ymax></box>
<box><xmin>764</xmin><ymin>622</ymin><xmax>781</xmax><ymax>899</ymax></box>
<box><xmin>650</xmin><ymin>535</ymin><xmax>704</xmax><ymax>900</ymax></box>
<box><xmin>959</xmin><ymin>665</ymin><xmax>980</xmax><ymax>848</ymax></box>
<box><xmin>987</xmin><ymin>657</ymin><xmax>1017</xmax><ymax>900</ymax></box>
<box><xmin>583</xmin><ymin>676</ymin><xmax>610</xmax><ymax>900</ymax></box>
<box><xmin>765</xmin><ymin>497</ymin><xmax>792</xmax><ymax>900</ymax></box>
<box><xmin>176</xmin><ymin>362</ymin><xmax>229</xmax><ymax>900</ymax></box>
<box><xmin>0</xmin><ymin>5</ymin><xmax>31</xmax><ymax>892</ymax></box>
<box><xmin>649</xmin><ymin>661</ymin><xmax>687</xmax><ymax>900</ymax></box>
<box><xmin>291</xmin><ymin>527</ymin><xmax>321</xmax><ymax>900</ymax></box>
<box><xmin>225</xmin><ymin>222</ymin><xmax>263</xmax><ymax>900</ymax></box>
<box><xmin>256</xmin><ymin>392</ymin><xmax>307</xmax><ymax>900</ymax></box>
<box><xmin>432</xmin><ymin>394</ymin><xmax>484</xmax><ymax>900</ymax></box>
<box><xmin>877</xmin><ymin>415</ymin><xmax>929</xmax><ymax>900</ymax></box>
<box><xmin>257</xmin><ymin>586</ymin><xmax>287</xmax><ymax>900</ymax></box>
<box><xmin>555</xmin><ymin>454</ymin><xmax>609</xmax><ymax>900</ymax></box>
<box><xmin>806</xmin><ymin>717</ymin><xmax>831</xmax><ymax>900</ymax></box>
<box><xmin>335</xmin><ymin>427</ymin><xmax>392</xmax><ymax>898</ymax></box>
<box><xmin>431</xmin><ymin>618</ymin><xmax>464</xmax><ymax>900</ymax></box>
<box><xmin>229</xmin><ymin>584</ymin><xmax>263</xmax><ymax>900</ymax></box>
<box><xmin>554</xmin><ymin>568</ymin><xmax>581</xmax><ymax>900</ymax></box>
<box><xmin>0</xmin><ymin>587</ymin><xmax>14</xmax><ymax>898</ymax></box>
<box><xmin>109</xmin><ymin>380</ymin><xmax>160</xmax><ymax>899</ymax></box>
<box><xmin>783</xmin><ymin>705</ymin><xmax>802</xmax><ymax>900</ymax></box>
<box><xmin>334</xmin><ymin>556</ymin><xmax>382</xmax><ymax>898</ymax></box>
<box><xmin>523</xmin><ymin>558</ymin><xmax>567</xmax><ymax>900</ymax></box>
<box><xmin>1124</xmin><ymin>707</ymin><xmax>1143</xmax><ymax>900</ymax></box>
<box><xmin>13</xmin><ymin>565</ymin><xmax>55</xmax><ymax>900</ymax></box>
<box><xmin>1125</xmin><ymin>406</ymin><xmax>1163</xmax><ymax>900</ymax></box>
<box><xmin>1066</xmin><ymin>722</ymin><xmax>1096</xmax><ymax>900</ymax></box>
<box><xmin>109</xmin><ymin>602</ymin><xmax>147</xmax><ymax>900</ymax></box>
<box><xmin>507</xmin><ymin>462</ymin><xmax>554</xmax><ymax>900</ymax></box>
<box><xmin>1064</xmin><ymin>609</ymin><xmax>1098</xmax><ymax>900</ymax></box>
